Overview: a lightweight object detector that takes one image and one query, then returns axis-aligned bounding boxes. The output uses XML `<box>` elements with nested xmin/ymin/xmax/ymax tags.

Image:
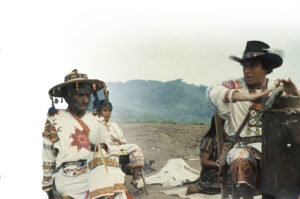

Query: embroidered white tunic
<box><xmin>42</xmin><ymin>109</ymin><xmax>102</xmax><ymax>194</ymax></box>
<box><xmin>206</xmin><ymin>77</ymin><xmax>277</xmax><ymax>152</ymax></box>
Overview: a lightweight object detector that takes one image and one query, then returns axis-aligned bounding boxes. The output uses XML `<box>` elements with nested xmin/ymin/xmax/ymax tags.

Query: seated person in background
<box><xmin>187</xmin><ymin>115</ymin><xmax>226</xmax><ymax>195</ymax></box>
<box><xmin>90</xmin><ymin>100</ymin><xmax>145</xmax><ymax>190</ymax></box>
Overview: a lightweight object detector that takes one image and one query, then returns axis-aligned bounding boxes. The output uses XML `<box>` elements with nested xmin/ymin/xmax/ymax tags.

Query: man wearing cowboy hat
<box><xmin>42</xmin><ymin>70</ymin><xmax>128</xmax><ymax>199</ymax></box>
<box><xmin>206</xmin><ymin>41</ymin><xmax>299</xmax><ymax>198</ymax></box>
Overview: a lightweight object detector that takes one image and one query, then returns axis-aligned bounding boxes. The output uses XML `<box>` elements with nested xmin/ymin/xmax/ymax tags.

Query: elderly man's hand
<box><xmin>232</xmin><ymin>88</ymin><xmax>274</xmax><ymax>103</ymax></box>
<box><xmin>278</xmin><ymin>78</ymin><xmax>300</xmax><ymax>96</ymax></box>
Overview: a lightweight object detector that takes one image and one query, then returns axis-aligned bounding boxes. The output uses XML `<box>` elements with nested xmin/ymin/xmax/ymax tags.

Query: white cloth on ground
<box><xmin>145</xmin><ymin>158</ymin><xmax>200</xmax><ymax>187</ymax></box>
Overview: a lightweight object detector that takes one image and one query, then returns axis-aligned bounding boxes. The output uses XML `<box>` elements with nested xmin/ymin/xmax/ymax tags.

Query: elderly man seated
<box><xmin>42</xmin><ymin>70</ymin><xmax>130</xmax><ymax>199</ymax></box>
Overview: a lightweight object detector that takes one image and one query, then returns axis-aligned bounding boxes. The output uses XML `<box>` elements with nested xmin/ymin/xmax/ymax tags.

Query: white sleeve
<box><xmin>42</xmin><ymin>119</ymin><xmax>58</xmax><ymax>192</ymax></box>
<box><xmin>113</xmin><ymin>122</ymin><xmax>127</xmax><ymax>144</ymax></box>
<box><xmin>206</xmin><ymin>84</ymin><xmax>237</xmax><ymax>120</ymax></box>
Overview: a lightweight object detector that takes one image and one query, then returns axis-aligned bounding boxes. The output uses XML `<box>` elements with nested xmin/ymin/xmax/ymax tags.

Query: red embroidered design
<box><xmin>89</xmin><ymin>183</ymin><xmax>125</xmax><ymax>198</ymax></box>
<box><xmin>70</xmin><ymin>127</ymin><xmax>90</xmax><ymax>151</ymax></box>
<box><xmin>222</xmin><ymin>80</ymin><xmax>236</xmax><ymax>89</ymax></box>
<box><xmin>224</xmin><ymin>90</ymin><xmax>231</xmax><ymax>103</ymax></box>
<box><xmin>43</xmin><ymin>120</ymin><xmax>59</xmax><ymax>143</ymax></box>
<box><xmin>43</xmin><ymin>162</ymin><xmax>55</xmax><ymax>170</ymax></box>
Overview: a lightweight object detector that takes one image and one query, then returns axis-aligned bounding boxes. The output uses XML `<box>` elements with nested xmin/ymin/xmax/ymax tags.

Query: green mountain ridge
<box><xmin>89</xmin><ymin>79</ymin><xmax>214</xmax><ymax>124</ymax></box>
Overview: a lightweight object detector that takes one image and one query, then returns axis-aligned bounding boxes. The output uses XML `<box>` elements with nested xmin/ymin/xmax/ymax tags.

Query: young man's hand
<box><xmin>278</xmin><ymin>78</ymin><xmax>300</xmax><ymax>96</ymax></box>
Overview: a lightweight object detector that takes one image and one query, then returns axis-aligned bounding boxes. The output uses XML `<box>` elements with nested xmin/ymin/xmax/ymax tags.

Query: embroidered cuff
<box><xmin>43</xmin><ymin>162</ymin><xmax>55</xmax><ymax>170</ymax></box>
<box><xmin>224</xmin><ymin>89</ymin><xmax>237</xmax><ymax>103</ymax></box>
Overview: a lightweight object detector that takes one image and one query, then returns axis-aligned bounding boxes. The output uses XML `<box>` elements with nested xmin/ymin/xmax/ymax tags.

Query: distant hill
<box><xmin>89</xmin><ymin>79</ymin><xmax>214</xmax><ymax>124</ymax></box>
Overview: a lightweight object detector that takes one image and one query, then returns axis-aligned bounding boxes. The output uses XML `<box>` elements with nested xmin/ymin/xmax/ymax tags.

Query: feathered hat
<box><xmin>230</xmin><ymin>40</ymin><xmax>283</xmax><ymax>69</ymax></box>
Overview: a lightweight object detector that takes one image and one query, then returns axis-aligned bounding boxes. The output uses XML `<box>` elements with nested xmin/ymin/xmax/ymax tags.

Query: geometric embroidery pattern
<box><xmin>247</xmin><ymin>86</ymin><xmax>265</xmax><ymax>129</ymax></box>
<box><xmin>248</xmin><ymin>109</ymin><xmax>262</xmax><ymax>127</ymax></box>
<box><xmin>43</xmin><ymin>162</ymin><xmax>55</xmax><ymax>170</ymax></box>
<box><xmin>69</xmin><ymin>126</ymin><xmax>90</xmax><ymax>152</ymax></box>
<box><xmin>130</xmin><ymin>150</ymin><xmax>145</xmax><ymax>168</ymax></box>
<box><xmin>222</xmin><ymin>80</ymin><xmax>243</xmax><ymax>90</ymax></box>
<box><xmin>88</xmin><ymin>157</ymin><xmax>120</xmax><ymax>170</ymax></box>
<box><xmin>62</xmin><ymin>167</ymin><xmax>88</xmax><ymax>177</ymax></box>
<box><xmin>230</xmin><ymin>158</ymin><xmax>256</xmax><ymax>188</ymax></box>
<box><xmin>89</xmin><ymin>183</ymin><xmax>125</xmax><ymax>198</ymax></box>
<box><xmin>59</xmin><ymin>160</ymin><xmax>88</xmax><ymax>177</ymax></box>
<box><xmin>42</xmin><ymin>120</ymin><xmax>59</xmax><ymax>143</ymax></box>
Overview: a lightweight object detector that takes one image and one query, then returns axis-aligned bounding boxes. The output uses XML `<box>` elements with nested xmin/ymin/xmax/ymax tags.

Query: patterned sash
<box><xmin>67</xmin><ymin>109</ymin><xmax>90</xmax><ymax>134</ymax></box>
<box><xmin>228</xmin><ymin>136</ymin><xmax>262</xmax><ymax>144</ymax></box>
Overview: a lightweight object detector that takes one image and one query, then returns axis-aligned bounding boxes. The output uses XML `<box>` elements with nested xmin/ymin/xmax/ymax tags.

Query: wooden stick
<box><xmin>215</xmin><ymin>113</ymin><xmax>229</xmax><ymax>199</ymax></box>
<box><xmin>94</xmin><ymin>144</ymin><xmax>108</xmax><ymax>173</ymax></box>
<box><xmin>140</xmin><ymin>167</ymin><xmax>149</xmax><ymax>195</ymax></box>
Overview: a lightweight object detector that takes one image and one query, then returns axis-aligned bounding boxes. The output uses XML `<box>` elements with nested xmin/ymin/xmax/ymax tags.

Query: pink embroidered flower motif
<box><xmin>70</xmin><ymin>127</ymin><xmax>90</xmax><ymax>151</ymax></box>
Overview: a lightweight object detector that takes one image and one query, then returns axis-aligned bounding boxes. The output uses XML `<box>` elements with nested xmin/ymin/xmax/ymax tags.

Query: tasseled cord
<box><xmin>93</xmin><ymin>92</ymin><xmax>101</xmax><ymax>114</ymax></box>
<box><xmin>48</xmin><ymin>97</ymin><xmax>57</xmax><ymax>114</ymax></box>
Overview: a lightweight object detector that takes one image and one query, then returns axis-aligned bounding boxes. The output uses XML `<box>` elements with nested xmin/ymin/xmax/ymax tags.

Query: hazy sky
<box><xmin>0</xmin><ymin>0</ymin><xmax>300</xmax><ymax>198</ymax></box>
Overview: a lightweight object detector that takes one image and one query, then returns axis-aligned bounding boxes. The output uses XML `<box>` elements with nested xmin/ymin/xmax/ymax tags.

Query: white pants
<box><xmin>88</xmin><ymin>150</ymin><xmax>127</xmax><ymax>199</ymax></box>
<box><xmin>54</xmin><ymin>172</ymin><xmax>89</xmax><ymax>199</ymax></box>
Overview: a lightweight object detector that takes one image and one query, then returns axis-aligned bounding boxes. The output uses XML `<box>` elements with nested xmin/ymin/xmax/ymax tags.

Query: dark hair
<box><xmin>261</xmin><ymin>60</ymin><xmax>274</xmax><ymax>74</ymax></box>
<box><xmin>241</xmin><ymin>58</ymin><xmax>273</xmax><ymax>74</ymax></box>
<box><xmin>100</xmin><ymin>99</ymin><xmax>113</xmax><ymax>112</ymax></box>
<box><xmin>203</xmin><ymin>115</ymin><xmax>225</xmax><ymax>139</ymax></box>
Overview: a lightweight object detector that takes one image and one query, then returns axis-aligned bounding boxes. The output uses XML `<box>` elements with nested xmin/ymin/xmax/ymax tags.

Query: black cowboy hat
<box><xmin>230</xmin><ymin>40</ymin><xmax>283</xmax><ymax>69</ymax></box>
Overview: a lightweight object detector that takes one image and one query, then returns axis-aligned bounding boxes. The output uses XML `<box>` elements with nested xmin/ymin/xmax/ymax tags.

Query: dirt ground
<box><xmin>119</xmin><ymin>123</ymin><xmax>209</xmax><ymax>199</ymax></box>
